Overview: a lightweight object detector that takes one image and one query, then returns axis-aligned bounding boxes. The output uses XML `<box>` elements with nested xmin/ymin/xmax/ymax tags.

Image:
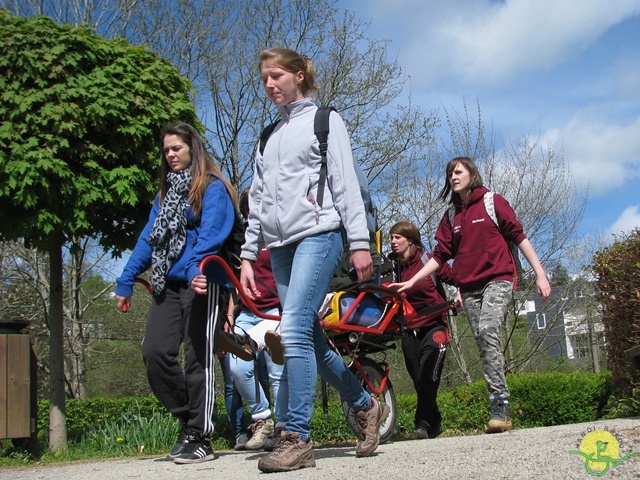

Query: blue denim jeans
<box><xmin>217</xmin><ymin>354</ymin><xmax>246</xmax><ymax>436</ymax></box>
<box><xmin>270</xmin><ymin>229</ymin><xmax>370</xmax><ymax>441</ymax></box>
<box><xmin>230</xmin><ymin>307</ymin><xmax>287</xmax><ymax>425</ymax></box>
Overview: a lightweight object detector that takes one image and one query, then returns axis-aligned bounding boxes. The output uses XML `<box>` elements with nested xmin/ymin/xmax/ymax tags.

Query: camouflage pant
<box><xmin>462</xmin><ymin>280</ymin><xmax>513</xmax><ymax>402</ymax></box>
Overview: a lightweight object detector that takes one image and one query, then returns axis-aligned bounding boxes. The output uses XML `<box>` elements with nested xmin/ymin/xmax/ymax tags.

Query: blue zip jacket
<box><xmin>115</xmin><ymin>177</ymin><xmax>235</xmax><ymax>297</ymax></box>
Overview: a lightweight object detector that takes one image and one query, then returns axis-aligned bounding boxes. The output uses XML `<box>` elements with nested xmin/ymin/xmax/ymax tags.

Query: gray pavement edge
<box><xmin>2</xmin><ymin>417</ymin><xmax>639</xmax><ymax>480</ymax></box>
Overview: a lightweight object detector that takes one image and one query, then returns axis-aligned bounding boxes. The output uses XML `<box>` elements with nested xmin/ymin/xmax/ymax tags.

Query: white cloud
<box><xmin>609</xmin><ymin>205</ymin><xmax>640</xmax><ymax>235</ymax></box>
<box><xmin>548</xmin><ymin>111</ymin><xmax>640</xmax><ymax>196</ymax></box>
<box><xmin>342</xmin><ymin>0</ymin><xmax>640</xmax><ymax>237</ymax></box>
<box><xmin>355</xmin><ymin>0</ymin><xmax>640</xmax><ymax>88</ymax></box>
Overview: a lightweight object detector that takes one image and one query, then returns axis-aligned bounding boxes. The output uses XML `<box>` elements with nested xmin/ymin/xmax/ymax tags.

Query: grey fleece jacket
<box><xmin>241</xmin><ymin>98</ymin><xmax>369</xmax><ymax>261</ymax></box>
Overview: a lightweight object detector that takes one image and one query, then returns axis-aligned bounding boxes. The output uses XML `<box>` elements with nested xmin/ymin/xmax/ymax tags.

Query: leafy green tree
<box><xmin>3</xmin><ymin>0</ymin><xmax>435</xmax><ymax>192</ymax></box>
<box><xmin>592</xmin><ymin>228</ymin><xmax>640</xmax><ymax>392</ymax></box>
<box><xmin>0</xmin><ymin>11</ymin><xmax>198</xmax><ymax>450</ymax></box>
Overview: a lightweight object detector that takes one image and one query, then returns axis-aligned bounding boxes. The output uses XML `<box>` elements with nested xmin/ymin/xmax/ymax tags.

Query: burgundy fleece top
<box><xmin>432</xmin><ymin>186</ymin><xmax>527</xmax><ymax>293</ymax></box>
<box><xmin>392</xmin><ymin>249</ymin><xmax>456</xmax><ymax>330</ymax></box>
<box><xmin>241</xmin><ymin>249</ymin><xmax>280</xmax><ymax>311</ymax></box>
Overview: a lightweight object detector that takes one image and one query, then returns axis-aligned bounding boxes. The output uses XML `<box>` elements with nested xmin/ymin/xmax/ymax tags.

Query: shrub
<box><xmin>24</xmin><ymin>370</ymin><xmax>619</xmax><ymax>460</ymax></box>
<box><xmin>37</xmin><ymin>396</ymin><xmax>164</xmax><ymax>442</ymax></box>
<box><xmin>394</xmin><ymin>394</ymin><xmax>420</xmax><ymax>436</ymax></box>
<box><xmin>439</xmin><ymin>381</ymin><xmax>488</xmax><ymax>433</ymax></box>
<box><xmin>437</xmin><ymin>371</ymin><xmax>611</xmax><ymax>433</ymax></box>
<box><xmin>508</xmin><ymin>371</ymin><xmax>611</xmax><ymax>427</ymax></box>
<box><xmin>603</xmin><ymin>386</ymin><xmax>640</xmax><ymax>419</ymax></box>
<box><xmin>592</xmin><ymin>228</ymin><xmax>640</xmax><ymax>393</ymax></box>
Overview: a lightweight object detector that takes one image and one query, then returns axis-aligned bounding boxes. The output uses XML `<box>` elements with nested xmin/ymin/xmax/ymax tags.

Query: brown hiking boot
<box><xmin>355</xmin><ymin>396</ymin><xmax>390</xmax><ymax>457</ymax></box>
<box><xmin>485</xmin><ymin>399</ymin><xmax>513</xmax><ymax>433</ymax></box>
<box><xmin>257</xmin><ymin>431</ymin><xmax>316</xmax><ymax>472</ymax></box>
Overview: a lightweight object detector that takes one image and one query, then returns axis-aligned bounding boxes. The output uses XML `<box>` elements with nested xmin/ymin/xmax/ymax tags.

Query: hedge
<box><xmin>34</xmin><ymin>371</ymin><xmax>612</xmax><ymax>448</ymax></box>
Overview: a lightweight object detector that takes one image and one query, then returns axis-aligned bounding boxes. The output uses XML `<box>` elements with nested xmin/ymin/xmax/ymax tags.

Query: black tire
<box><xmin>342</xmin><ymin>357</ymin><xmax>397</xmax><ymax>444</ymax></box>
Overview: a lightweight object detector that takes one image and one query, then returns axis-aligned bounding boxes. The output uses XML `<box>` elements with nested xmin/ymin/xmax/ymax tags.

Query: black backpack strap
<box><xmin>314</xmin><ymin>106</ymin><xmax>335</xmax><ymax>208</ymax></box>
<box><xmin>259</xmin><ymin>120</ymin><xmax>280</xmax><ymax>155</ymax></box>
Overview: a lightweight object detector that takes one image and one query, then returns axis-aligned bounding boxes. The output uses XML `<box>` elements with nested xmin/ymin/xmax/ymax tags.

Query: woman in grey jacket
<box><xmin>240</xmin><ymin>48</ymin><xmax>389</xmax><ymax>473</ymax></box>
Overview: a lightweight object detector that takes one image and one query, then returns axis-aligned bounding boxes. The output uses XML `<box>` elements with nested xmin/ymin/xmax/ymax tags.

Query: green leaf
<box><xmin>0</xmin><ymin>10</ymin><xmax>198</xmax><ymax>252</ymax></box>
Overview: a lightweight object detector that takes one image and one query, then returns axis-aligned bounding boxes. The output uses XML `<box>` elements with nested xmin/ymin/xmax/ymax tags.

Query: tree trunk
<box><xmin>448</xmin><ymin>315</ymin><xmax>473</xmax><ymax>385</ymax></box>
<box><xmin>588</xmin><ymin>309</ymin><xmax>601</xmax><ymax>374</ymax></box>
<box><xmin>48</xmin><ymin>234</ymin><xmax>68</xmax><ymax>451</ymax></box>
<box><xmin>66</xmin><ymin>239</ymin><xmax>87</xmax><ymax>399</ymax></box>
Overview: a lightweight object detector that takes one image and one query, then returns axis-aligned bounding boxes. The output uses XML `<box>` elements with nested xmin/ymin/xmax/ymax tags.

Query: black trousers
<box><xmin>141</xmin><ymin>280</ymin><xmax>227</xmax><ymax>435</ymax></box>
<box><xmin>401</xmin><ymin>323</ymin><xmax>448</xmax><ymax>436</ymax></box>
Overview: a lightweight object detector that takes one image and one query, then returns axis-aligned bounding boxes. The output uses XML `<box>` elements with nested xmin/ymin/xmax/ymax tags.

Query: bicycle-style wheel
<box><xmin>342</xmin><ymin>357</ymin><xmax>397</xmax><ymax>444</ymax></box>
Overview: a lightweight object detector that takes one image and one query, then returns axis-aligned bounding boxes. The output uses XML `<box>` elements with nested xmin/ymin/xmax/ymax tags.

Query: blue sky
<box><xmin>339</xmin><ymin>0</ymin><xmax>640</xmax><ymax>238</ymax></box>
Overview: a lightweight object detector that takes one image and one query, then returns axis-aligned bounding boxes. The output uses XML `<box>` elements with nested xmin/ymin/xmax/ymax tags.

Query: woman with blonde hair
<box><xmin>240</xmin><ymin>48</ymin><xmax>389</xmax><ymax>472</ymax></box>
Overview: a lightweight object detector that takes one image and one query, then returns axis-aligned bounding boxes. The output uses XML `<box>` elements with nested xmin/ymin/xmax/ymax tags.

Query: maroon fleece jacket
<box><xmin>433</xmin><ymin>186</ymin><xmax>527</xmax><ymax>293</ymax></box>
<box><xmin>241</xmin><ymin>249</ymin><xmax>280</xmax><ymax>311</ymax></box>
<box><xmin>392</xmin><ymin>249</ymin><xmax>456</xmax><ymax>330</ymax></box>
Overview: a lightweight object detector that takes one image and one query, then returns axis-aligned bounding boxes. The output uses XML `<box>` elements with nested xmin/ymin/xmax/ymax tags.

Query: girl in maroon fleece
<box><xmin>389</xmin><ymin>221</ymin><xmax>456</xmax><ymax>440</ymax></box>
<box><xmin>390</xmin><ymin>157</ymin><xmax>551</xmax><ymax>434</ymax></box>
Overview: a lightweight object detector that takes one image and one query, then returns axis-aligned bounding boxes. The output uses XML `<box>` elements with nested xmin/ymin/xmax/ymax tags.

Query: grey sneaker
<box><xmin>257</xmin><ymin>431</ymin><xmax>316</xmax><ymax>472</ymax></box>
<box><xmin>234</xmin><ymin>431</ymin><xmax>250</xmax><ymax>451</ymax></box>
<box><xmin>485</xmin><ymin>399</ymin><xmax>513</xmax><ymax>433</ymax></box>
<box><xmin>263</xmin><ymin>426</ymin><xmax>285</xmax><ymax>452</ymax></box>
<box><xmin>355</xmin><ymin>396</ymin><xmax>390</xmax><ymax>457</ymax></box>
<box><xmin>246</xmin><ymin>418</ymin><xmax>275</xmax><ymax>450</ymax></box>
<box><xmin>414</xmin><ymin>427</ymin><xmax>429</xmax><ymax>439</ymax></box>
<box><xmin>265</xmin><ymin>330</ymin><xmax>284</xmax><ymax>365</ymax></box>
<box><xmin>172</xmin><ymin>431</ymin><xmax>215</xmax><ymax>464</ymax></box>
<box><xmin>414</xmin><ymin>425</ymin><xmax>443</xmax><ymax>439</ymax></box>
<box><xmin>167</xmin><ymin>423</ymin><xmax>189</xmax><ymax>460</ymax></box>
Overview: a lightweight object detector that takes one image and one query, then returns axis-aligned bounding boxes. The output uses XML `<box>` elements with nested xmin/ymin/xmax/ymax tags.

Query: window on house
<box><xmin>572</xmin><ymin>334</ymin><xmax>591</xmax><ymax>358</ymax></box>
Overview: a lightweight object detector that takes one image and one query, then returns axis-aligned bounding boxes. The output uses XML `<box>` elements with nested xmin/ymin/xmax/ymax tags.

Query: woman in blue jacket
<box><xmin>115</xmin><ymin>122</ymin><xmax>236</xmax><ymax>464</ymax></box>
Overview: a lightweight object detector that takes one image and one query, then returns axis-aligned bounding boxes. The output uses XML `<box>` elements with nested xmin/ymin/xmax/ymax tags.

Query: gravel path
<box><xmin>2</xmin><ymin>417</ymin><xmax>639</xmax><ymax>479</ymax></box>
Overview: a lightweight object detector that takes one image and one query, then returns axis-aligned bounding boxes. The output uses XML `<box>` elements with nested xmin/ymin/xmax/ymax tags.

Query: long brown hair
<box><xmin>438</xmin><ymin>156</ymin><xmax>484</xmax><ymax>203</ymax></box>
<box><xmin>389</xmin><ymin>221</ymin><xmax>424</xmax><ymax>261</ymax></box>
<box><xmin>159</xmin><ymin>122</ymin><xmax>237</xmax><ymax>216</ymax></box>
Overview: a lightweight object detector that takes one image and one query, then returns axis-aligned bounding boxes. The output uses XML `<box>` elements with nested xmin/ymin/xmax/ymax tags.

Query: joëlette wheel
<box><xmin>342</xmin><ymin>357</ymin><xmax>397</xmax><ymax>444</ymax></box>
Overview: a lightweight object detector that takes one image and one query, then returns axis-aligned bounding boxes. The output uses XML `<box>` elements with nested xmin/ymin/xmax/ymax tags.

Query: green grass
<box><xmin>81</xmin><ymin>403</ymin><xmax>181</xmax><ymax>456</ymax></box>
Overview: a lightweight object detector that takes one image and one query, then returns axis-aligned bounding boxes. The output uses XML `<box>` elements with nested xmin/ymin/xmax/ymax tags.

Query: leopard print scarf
<box><xmin>148</xmin><ymin>167</ymin><xmax>193</xmax><ymax>295</ymax></box>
